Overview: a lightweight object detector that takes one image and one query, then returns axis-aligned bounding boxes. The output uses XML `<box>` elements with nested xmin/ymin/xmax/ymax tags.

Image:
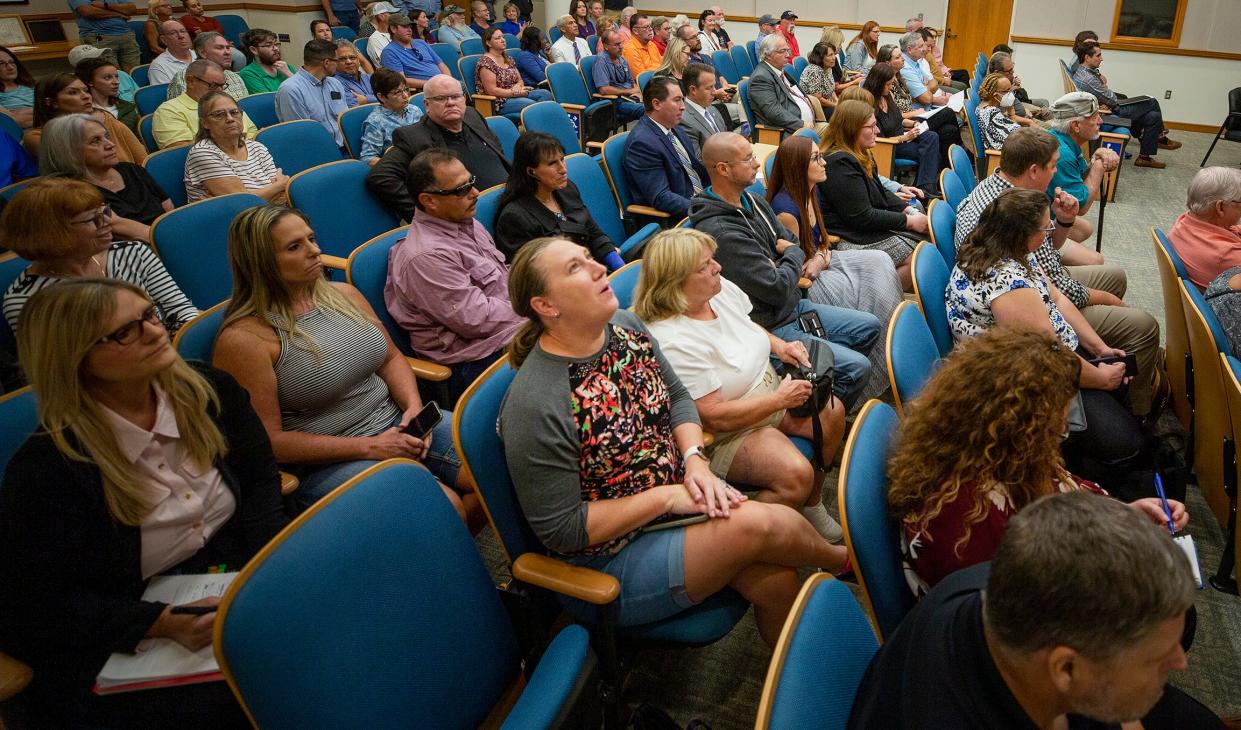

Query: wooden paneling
<box><xmin>1011</xmin><ymin>34</ymin><xmax>1241</xmax><ymax>61</ymax></box>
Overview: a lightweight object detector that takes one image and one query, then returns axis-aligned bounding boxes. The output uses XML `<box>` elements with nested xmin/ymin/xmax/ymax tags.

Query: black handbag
<box><xmin>777</xmin><ymin>325</ymin><xmax>835</xmax><ymax>470</ymax></box>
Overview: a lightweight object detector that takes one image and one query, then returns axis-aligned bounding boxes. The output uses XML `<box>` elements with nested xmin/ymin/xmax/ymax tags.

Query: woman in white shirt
<box><xmin>183</xmin><ymin>91</ymin><xmax>288</xmax><ymax>204</ymax></box>
<box><xmin>696</xmin><ymin>10</ymin><xmax>723</xmax><ymax>54</ymax></box>
<box><xmin>634</xmin><ymin>228</ymin><xmax>846</xmax><ymax>540</ymax></box>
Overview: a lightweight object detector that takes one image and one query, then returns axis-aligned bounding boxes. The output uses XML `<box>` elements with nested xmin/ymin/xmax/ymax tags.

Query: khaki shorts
<box><xmin>706</xmin><ymin>365</ymin><xmax>786</xmax><ymax>478</ymax></box>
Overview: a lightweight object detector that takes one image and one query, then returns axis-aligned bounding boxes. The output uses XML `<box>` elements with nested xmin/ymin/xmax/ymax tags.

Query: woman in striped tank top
<box><xmin>212</xmin><ymin>205</ymin><xmax>474</xmax><ymax>515</ymax></box>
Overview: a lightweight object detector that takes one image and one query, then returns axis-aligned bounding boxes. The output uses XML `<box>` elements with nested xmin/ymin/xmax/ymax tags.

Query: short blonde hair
<box><xmin>632</xmin><ymin>228</ymin><xmax>717</xmax><ymax>322</ymax></box>
<box><xmin>0</xmin><ymin>177</ymin><xmax>103</xmax><ymax>260</ymax></box>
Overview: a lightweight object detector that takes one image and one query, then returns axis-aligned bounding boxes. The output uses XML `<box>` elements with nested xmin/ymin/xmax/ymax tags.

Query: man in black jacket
<box><xmin>687</xmin><ymin>132</ymin><xmax>877</xmax><ymax>408</ymax></box>
<box><xmin>366</xmin><ymin>73</ymin><xmax>511</xmax><ymax>220</ymax></box>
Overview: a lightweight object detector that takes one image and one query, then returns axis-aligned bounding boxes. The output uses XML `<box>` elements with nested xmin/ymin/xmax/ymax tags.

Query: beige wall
<box><xmin>1013</xmin><ymin>0</ymin><xmax>1241</xmax><ymax>53</ymax></box>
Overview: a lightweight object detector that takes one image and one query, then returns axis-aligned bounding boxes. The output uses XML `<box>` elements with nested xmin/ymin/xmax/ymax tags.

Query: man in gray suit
<box><xmin>679</xmin><ymin>63</ymin><xmax>730</xmax><ymax>156</ymax></box>
<box><xmin>748</xmin><ymin>33</ymin><xmax>828</xmax><ymax>142</ymax></box>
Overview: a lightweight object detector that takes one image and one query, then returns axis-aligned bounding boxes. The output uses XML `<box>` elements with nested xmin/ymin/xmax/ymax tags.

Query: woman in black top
<box><xmin>875</xmin><ymin>46</ymin><xmax>966</xmax><ymax>172</ymax></box>
<box><xmin>0</xmin><ymin>278</ymin><xmax>286</xmax><ymax>728</ymax></box>
<box><xmin>494</xmin><ymin>132</ymin><xmax>625</xmax><ymax>270</ymax></box>
<box><xmin>860</xmin><ymin>62</ymin><xmax>939</xmax><ymax>194</ymax></box>
<box><xmin>39</xmin><ymin>113</ymin><xmax>171</xmax><ymax>242</ymax></box>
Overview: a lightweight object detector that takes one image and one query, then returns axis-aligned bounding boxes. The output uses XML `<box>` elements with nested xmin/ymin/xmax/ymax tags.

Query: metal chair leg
<box><xmin>1200</xmin><ymin>124</ymin><xmax>1226</xmax><ymax>167</ymax></box>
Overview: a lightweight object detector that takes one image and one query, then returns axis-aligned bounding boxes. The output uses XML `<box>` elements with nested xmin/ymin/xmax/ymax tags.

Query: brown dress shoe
<box><xmin>1136</xmin><ymin>156</ymin><xmax>1166</xmax><ymax>169</ymax></box>
<box><xmin>1158</xmin><ymin>136</ymin><xmax>1182</xmax><ymax>150</ymax></box>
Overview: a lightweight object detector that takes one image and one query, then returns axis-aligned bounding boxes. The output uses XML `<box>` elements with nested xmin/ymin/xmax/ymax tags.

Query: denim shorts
<box><xmin>289</xmin><ymin>412</ymin><xmax>461</xmax><ymax>511</ymax></box>
<box><xmin>563</xmin><ymin>526</ymin><xmax>696</xmax><ymax>627</ymax></box>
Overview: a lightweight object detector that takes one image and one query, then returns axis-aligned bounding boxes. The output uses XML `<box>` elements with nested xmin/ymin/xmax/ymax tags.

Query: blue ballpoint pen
<box><xmin>1153</xmin><ymin>473</ymin><xmax>1176</xmax><ymax>535</ymax></box>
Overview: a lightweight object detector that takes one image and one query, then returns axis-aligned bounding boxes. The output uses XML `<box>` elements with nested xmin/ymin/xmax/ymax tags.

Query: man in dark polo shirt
<box><xmin>849</xmin><ymin>492</ymin><xmax>1221</xmax><ymax>730</ymax></box>
<box><xmin>366</xmin><ymin>73</ymin><xmax>510</xmax><ymax>220</ymax></box>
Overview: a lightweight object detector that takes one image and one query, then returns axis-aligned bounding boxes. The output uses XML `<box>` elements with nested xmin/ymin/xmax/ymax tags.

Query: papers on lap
<box><xmin>914</xmin><ymin>90</ymin><xmax>965</xmax><ymax>119</ymax></box>
<box><xmin>94</xmin><ymin>572</ymin><xmax>238</xmax><ymax>695</ymax></box>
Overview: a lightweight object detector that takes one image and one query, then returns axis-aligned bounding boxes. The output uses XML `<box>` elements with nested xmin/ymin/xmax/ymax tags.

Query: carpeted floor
<box><xmin>477</xmin><ymin>130</ymin><xmax>1241</xmax><ymax>728</ymax></box>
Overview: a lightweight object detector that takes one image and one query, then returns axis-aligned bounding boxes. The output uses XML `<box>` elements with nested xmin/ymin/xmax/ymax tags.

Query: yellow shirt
<box><xmin>622</xmin><ymin>36</ymin><xmax>663</xmax><ymax>77</ymax></box>
<box><xmin>151</xmin><ymin>93</ymin><xmax>258</xmax><ymax>150</ymax></box>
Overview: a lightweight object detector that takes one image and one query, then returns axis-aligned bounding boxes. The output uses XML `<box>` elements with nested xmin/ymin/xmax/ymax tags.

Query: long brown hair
<box><xmin>956</xmin><ymin>188</ymin><xmax>1048</xmax><ymax>282</ymax></box>
<box><xmin>822</xmin><ymin>99</ymin><xmax>875</xmax><ymax>175</ymax></box>
<box><xmin>846</xmin><ymin>20</ymin><xmax>880</xmax><ymax>59</ymax></box>
<box><xmin>766</xmin><ymin>135</ymin><xmax>827</xmax><ymax>258</ymax></box>
<box><xmin>886</xmin><ymin>327</ymin><xmax>1081</xmax><ymax>556</ymax></box>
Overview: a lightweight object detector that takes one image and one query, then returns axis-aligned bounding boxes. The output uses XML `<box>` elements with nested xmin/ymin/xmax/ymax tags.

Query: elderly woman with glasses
<box><xmin>0</xmin><ymin>178</ymin><xmax>197</xmax><ymax>333</ymax></box>
<box><xmin>184</xmin><ymin>90</ymin><xmax>288</xmax><ymax>203</ymax></box>
<box><xmin>360</xmin><ymin>68</ymin><xmax>422</xmax><ymax>165</ymax></box>
<box><xmin>39</xmin><ymin>114</ymin><xmax>173</xmax><ymax>243</ymax></box>
<box><xmin>0</xmin><ymin>278</ymin><xmax>283</xmax><ymax>727</ymax></box>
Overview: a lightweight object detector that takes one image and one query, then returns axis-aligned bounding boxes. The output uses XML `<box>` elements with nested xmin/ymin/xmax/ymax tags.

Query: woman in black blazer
<box><xmin>819</xmin><ymin>100</ymin><xmax>930</xmax><ymax>291</ymax></box>
<box><xmin>0</xmin><ymin>279</ymin><xmax>287</xmax><ymax>728</ymax></box>
<box><xmin>493</xmin><ymin>132</ymin><xmax>625</xmax><ymax>270</ymax></box>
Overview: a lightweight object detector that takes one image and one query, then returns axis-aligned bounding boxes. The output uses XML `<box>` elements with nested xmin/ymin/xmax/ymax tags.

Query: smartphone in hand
<box><xmin>401</xmin><ymin>402</ymin><xmax>443</xmax><ymax>440</ymax></box>
<box><xmin>1089</xmin><ymin>353</ymin><xmax>1138</xmax><ymax>377</ymax></box>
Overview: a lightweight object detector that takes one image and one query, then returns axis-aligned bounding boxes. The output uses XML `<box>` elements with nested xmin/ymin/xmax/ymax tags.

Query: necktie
<box><xmin>573</xmin><ymin>41</ymin><xmax>581</xmax><ymax>62</ymax></box>
<box><xmin>704</xmin><ymin>107</ymin><xmax>719</xmax><ymax>133</ymax></box>
<box><xmin>668</xmin><ymin>130</ymin><xmax>703</xmax><ymax>194</ymax></box>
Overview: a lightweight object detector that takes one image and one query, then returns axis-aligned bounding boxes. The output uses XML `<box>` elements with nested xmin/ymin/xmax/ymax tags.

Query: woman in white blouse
<box><xmin>183</xmin><ymin>91</ymin><xmax>288</xmax><ymax>204</ymax></box>
<box><xmin>634</xmin><ymin>228</ymin><xmax>846</xmax><ymax>541</ymax></box>
<box><xmin>696</xmin><ymin>10</ymin><xmax>723</xmax><ymax>54</ymax></box>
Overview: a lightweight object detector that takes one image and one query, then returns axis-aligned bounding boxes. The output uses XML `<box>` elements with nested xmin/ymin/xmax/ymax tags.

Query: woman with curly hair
<box><xmin>887</xmin><ymin>327</ymin><xmax>1189</xmax><ymax>596</ymax></box>
<box><xmin>975</xmin><ymin>71</ymin><xmax>1035</xmax><ymax>150</ymax></box>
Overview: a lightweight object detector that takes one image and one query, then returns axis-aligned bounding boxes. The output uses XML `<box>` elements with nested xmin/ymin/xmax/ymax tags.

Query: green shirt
<box><xmin>239</xmin><ymin>61</ymin><xmax>285</xmax><ymax>94</ymax></box>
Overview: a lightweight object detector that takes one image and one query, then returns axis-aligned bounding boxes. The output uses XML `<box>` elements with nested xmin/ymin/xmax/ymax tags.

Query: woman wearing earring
<box><xmin>494</xmin><ymin>132</ymin><xmax>624</xmax><ymax>269</ymax></box>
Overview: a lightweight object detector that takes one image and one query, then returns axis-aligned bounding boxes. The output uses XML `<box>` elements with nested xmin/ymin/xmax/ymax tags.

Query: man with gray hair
<box><xmin>988</xmin><ymin>50</ymin><xmax>1050</xmax><ymax>120</ymax></box>
<box><xmin>1169</xmin><ymin>166</ymin><xmax>1241</xmax><ymax>290</ymax></box>
<box><xmin>1046</xmin><ymin>91</ymin><xmax>1119</xmax><ymax>255</ymax></box>
<box><xmin>148</xmin><ymin>19</ymin><xmax>197</xmax><ymax>85</ymax></box>
<box><xmin>897</xmin><ymin>31</ymin><xmax>947</xmax><ymax>109</ymax></box>
<box><xmin>849</xmin><ymin>491</ymin><xmax>1218</xmax><ymax>727</ymax></box>
<box><xmin>551</xmin><ymin>14</ymin><xmax>592</xmax><ymax>66</ymax></box>
<box><xmin>165</xmin><ymin>31</ymin><xmax>249</xmax><ymax>101</ymax></box>
<box><xmin>748</xmin><ymin>33</ymin><xmax>829</xmax><ymax>140</ymax></box>
<box><xmin>905</xmin><ymin>16</ymin><xmax>923</xmax><ymax>33</ymax></box>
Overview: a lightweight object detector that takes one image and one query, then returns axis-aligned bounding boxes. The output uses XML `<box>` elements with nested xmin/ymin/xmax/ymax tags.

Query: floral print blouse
<box><xmin>948</xmin><ymin>254</ymin><xmax>1079</xmax><ymax>350</ymax></box>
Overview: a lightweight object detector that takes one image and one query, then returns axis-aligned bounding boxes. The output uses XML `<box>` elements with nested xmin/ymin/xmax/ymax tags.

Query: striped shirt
<box><xmin>267</xmin><ymin>307</ymin><xmax>400</xmax><ymax>437</ymax></box>
<box><xmin>3</xmin><ymin>241</ymin><xmax>199</xmax><ymax>333</ymax></box>
<box><xmin>184</xmin><ymin>138</ymin><xmax>279</xmax><ymax>203</ymax></box>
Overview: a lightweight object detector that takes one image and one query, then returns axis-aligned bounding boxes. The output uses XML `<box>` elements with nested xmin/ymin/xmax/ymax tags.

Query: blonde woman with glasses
<box><xmin>0</xmin><ymin>278</ymin><xmax>285</xmax><ymax>727</ymax></box>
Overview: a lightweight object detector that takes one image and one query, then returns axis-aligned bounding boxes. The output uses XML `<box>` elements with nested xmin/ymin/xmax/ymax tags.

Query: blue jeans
<box><xmin>769</xmin><ymin>299</ymin><xmax>879</xmax><ymax>409</ymax></box>
<box><xmin>895</xmin><ymin>131</ymin><xmax>940</xmax><ymax>189</ymax></box>
<box><xmin>1113</xmin><ymin>97</ymin><xmax>1164</xmax><ymax>156</ymax></box>
<box><xmin>330</xmin><ymin>7</ymin><xmax>360</xmax><ymax>31</ymax></box>
<box><xmin>497</xmin><ymin>88</ymin><xmax>552</xmax><ymax>116</ymax></box>
<box><xmin>614</xmin><ymin>99</ymin><xmax>644</xmax><ymax>124</ymax></box>
<box><xmin>289</xmin><ymin>414</ymin><xmax>461</xmax><ymax>512</ymax></box>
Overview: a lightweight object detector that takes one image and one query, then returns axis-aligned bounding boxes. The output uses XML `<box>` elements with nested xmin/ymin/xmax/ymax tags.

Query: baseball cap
<box><xmin>758</xmin><ymin>14</ymin><xmax>777</xmax><ymax>26</ymax></box>
<box><xmin>368</xmin><ymin>1</ymin><xmax>399</xmax><ymax>17</ymax></box>
<box><xmin>780</xmin><ymin>10</ymin><xmax>797</xmax><ymax>20</ymax></box>
<box><xmin>388</xmin><ymin>12</ymin><xmax>413</xmax><ymax>26</ymax></box>
<box><xmin>441</xmin><ymin>4</ymin><xmax>465</xmax><ymax>15</ymax></box>
<box><xmin>68</xmin><ymin>44</ymin><xmax>115</xmax><ymax>67</ymax></box>
<box><xmin>1050</xmin><ymin>91</ymin><xmax>1100</xmax><ymax>121</ymax></box>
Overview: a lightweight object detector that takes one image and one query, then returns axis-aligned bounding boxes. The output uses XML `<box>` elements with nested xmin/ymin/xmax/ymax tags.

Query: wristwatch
<box><xmin>683</xmin><ymin>445</ymin><xmax>708</xmax><ymax>463</ymax></box>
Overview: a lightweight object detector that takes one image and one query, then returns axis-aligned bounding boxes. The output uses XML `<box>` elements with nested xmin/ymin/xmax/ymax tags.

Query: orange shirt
<box><xmin>622</xmin><ymin>36</ymin><xmax>663</xmax><ymax>76</ymax></box>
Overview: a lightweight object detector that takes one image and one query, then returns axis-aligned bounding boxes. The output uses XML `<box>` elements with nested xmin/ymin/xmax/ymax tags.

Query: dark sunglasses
<box><xmin>425</xmin><ymin>175</ymin><xmax>477</xmax><ymax>197</ymax></box>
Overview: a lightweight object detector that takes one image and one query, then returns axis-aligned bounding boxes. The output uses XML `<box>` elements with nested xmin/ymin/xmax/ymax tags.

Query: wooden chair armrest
<box><xmin>405</xmin><ymin>356</ymin><xmax>452</xmax><ymax>381</ymax></box>
<box><xmin>826</xmin><ymin>234</ymin><xmax>841</xmax><ymax>245</ymax></box>
<box><xmin>592</xmin><ymin>93</ymin><xmax>619</xmax><ymax>100</ymax></box>
<box><xmin>626</xmin><ymin>204</ymin><xmax>671</xmax><ymax>218</ymax></box>
<box><xmin>798</xmin><ymin>277</ymin><xmax>811</xmax><ymax>289</ymax></box>
<box><xmin>472</xmin><ymin>93</ymin><xmax>498</xmax><ymax>101</ymax></box>
<box><xmin>513</xmin><ymin>552</ymin><xmax>620</xmax><ymax>605</ymax></box>
<box><xmin>1098</xmin><ymin>130</ymin><xmax>1130</xmax><ymax>142</ymax></box>
<box><xmin>320</xmin><ymin>254</ymin><xmax>348</xmax><ymax>270</ymax></box>
<box><xmin>754</xmin><ymin>124</ymin><xmax>782</xmax><ymax>145</ymax></box>
<box><xmin>585</xmin><ymin>141</ymin><xmax>604</xmax><ymax>150</ymax></box>
<box><xmin>279</xmin><ymin>471</ymin><xmax>299</xmax><ymax>496</ymax></box>
<box><xmin>0</xmin><ymin>651</ymin><xmax>32</xmax><ymax>701</ymax></box>
<box><xmin>472</xmin><ymin>95</ymin><xmax>497</xmax><ymax>117</ymax></box>
<box><xmin>558</xmin><ymin>102</ymin><xmax>586</xmax><ymax>112</ymax></box>
<box><xmin>984</xmin><ymin>148</ymin><xmax>1002</xmax><ymax>176</ymax></box>
<box><xmin>703</xmin><ymin>432</ymin><xmax>715</xmax><ymax>447</ymax></box>
<box><xmin>874</xmin><ymin>136</ymin><xmax>904</xmax><ymax>144</ymax></box>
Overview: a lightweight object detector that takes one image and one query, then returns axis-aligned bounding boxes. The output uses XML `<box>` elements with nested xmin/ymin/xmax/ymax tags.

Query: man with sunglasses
<box><xmin>379</xmin><ymin>13</ymin><xmax>451</xmax><ymax>90</ymax></box>
<box><xmin>384</xmin><ymin>148</ymin><xmax>522</xmax><ymax>401</ymax></box>
<box><xmin>152</xmin><ymin>59</ymin><xmax>257</xmax><ymax>149</ymax></box>
<box><xmin>367</xmin><ymin>73</ymin><xmax>510</xmax><ymax>220</ymax></box>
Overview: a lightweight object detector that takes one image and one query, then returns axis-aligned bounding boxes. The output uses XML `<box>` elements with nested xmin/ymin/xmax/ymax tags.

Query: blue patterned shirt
<box><xmin>360</xmin><ymin>104</ymin><xmax>423</xmax><ymax>162</ymax></box>
<box><xmin>948</xmin><ymin>253</ymin><xmax>1077</xmax><ymax>350</ymax></box>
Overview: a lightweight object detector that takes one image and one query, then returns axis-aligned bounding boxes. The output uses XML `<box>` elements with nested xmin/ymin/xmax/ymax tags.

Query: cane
<box><xmin>1095</xmin><ymin>171</ymin><xmax>1108</xmax><ymax>254</ymax></box>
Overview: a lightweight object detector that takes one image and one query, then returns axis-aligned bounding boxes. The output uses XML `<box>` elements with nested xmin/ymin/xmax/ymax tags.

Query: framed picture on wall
<box><xmin>1112</xmin><ymin>0</ymin><xmax>1185</xmax><ymax>47</ymax></box>
<box><xmin>0</xmin><ymin>16</ymin><xmax>29</xmax><ymax>46</ymax></box>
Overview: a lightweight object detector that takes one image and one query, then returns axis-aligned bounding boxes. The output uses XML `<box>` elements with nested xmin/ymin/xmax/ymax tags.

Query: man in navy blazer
<box><xmin>622</xmin><ymin>75</ymin><xmax>710</xmax><ymax>220</ymax></box>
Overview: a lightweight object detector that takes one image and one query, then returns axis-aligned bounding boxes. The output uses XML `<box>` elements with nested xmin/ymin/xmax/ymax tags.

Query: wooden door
<box><xmin>942</xmin><ymin>0</ymin><xmax>1014</xmax><ymax>72</ymax></box>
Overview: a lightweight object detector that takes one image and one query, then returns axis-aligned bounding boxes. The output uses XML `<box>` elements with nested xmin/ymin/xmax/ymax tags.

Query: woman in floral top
<box><xmin>948</xmin><ymin>188</ymin><xmax>1156</xmax><ymax>499</ymax></box>
<box><xmin>475</xmin><ymin>26</ymin><xmax>553</xmax><ymax>116</ymax></box>
<box><xmin>499</xmin><ymin>238</ymin><xmax>849</xmax><ymax>645</ymax></box>
<box><xmin>797</xmin><ymin>42</ymin><xmax>842</xmax><ymax>122</ymax></box>
<box><xmin>887</xmin><ymin>327</ymin><xmax>1189</xmax><ymax>596</ymax></box>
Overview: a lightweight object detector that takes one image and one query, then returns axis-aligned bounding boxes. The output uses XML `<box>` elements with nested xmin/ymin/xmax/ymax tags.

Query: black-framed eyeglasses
<box><xmin>96</xmin><ymin>304</ymin><xmax>164</xmax><ymax>347</ymax></box>
<box><xmin>191</xmin><ymin>75</ymin><xmax>225</xmax><ymax>90</ymax></box>
<box><xmin>208</xmin><ymin>108</ymin><xmax>243</xmax><ymax>120</ymax></box>
<box><xmin>71</xmin><ymin>204</ymin><xmax>112</xmax><ymax>228</ymax></box>
<box><xmin>425</xmin><ymin>175</ymin><xmax>477</xmax><ymax>196</ymax></box>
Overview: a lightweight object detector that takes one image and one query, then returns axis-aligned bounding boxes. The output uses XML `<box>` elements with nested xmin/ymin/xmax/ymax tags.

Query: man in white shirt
<box><xmin>365</xmin><ymin>1</ymin><xmax>398</xmax><ymax>66</ymax></box>
<box><xmin>148</xmin><ymin>20</ymin><xmax>197</xmax><ymax>85</ymax></box>
<box><xmin>550</xmin><ymin>14</ymin><xmax>591</xmax><ymax>66</ymax></box>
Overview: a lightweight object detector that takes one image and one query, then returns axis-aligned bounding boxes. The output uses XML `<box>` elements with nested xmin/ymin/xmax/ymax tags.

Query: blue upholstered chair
<box><xmin>885</xmin><ymin>301</ymin><xmax>941</xmax><ymax>415</ymax></box>
<box><xmin>255</xmin><ymin>120</ymin><xmax>343</xmax><ymax>176</ymax></box>
<box><xmin>1180</xmin><ymin>278</ymin><xmax>1234</xmax><ymax>529</ymax></box>
<box><xmin>337</xmin><ymin>103</ymin><xmax>377</xmax><ymax>159</ymax></box>
<box><xmin>947</xmin><ymin>144</ymin><xmax>975</xmax><ymax>194</ymax></box>
<box><xmin>0</xmin><ymin>386</ymin><xmax>34</xmax><ymax>477</ymax></box>
<box><xmin>546</xmin><ymin>62</ymin><xmax>615</xmax><ymax>149</ymax></box>
<box><xmin>138</xmin><ymin>113</ymin><xmax>157</xmax><ymax>152</ymax></box>
<box><xmin>134</xmin><ymin>84</ymin><xmax>169</xmax><ymax>116</ymax></box>
<box><xmin>790</xmin><ymin>56</ymin><xmax>808</xmax><ymax>84</ymax></box>
<box><xmin>606</xmin><ymin>260</ymin><xmax>641</xmax><ymax>307</ymax></box>
<box><xmin>286</xmin><ymin>159</ymin><xmax>400</xmax><ymax>266</ymax></box>
<box><xmin>216</xmin><ymin>459</ymin><xmax>598</xmax><ymax>728</ymax></box>
<box><xmin>459</xmin><ymin>37</ymin><xmax>484</xmax><ymax>56</ymax></box>
<box><xmin>926</xmin><ymin>198</ymin><xmax>957</xmax><ymax>269</ymax></box>
<box><xmin>711</xmin><ymin>50</ymin><xmax>739</xmax><ymax>84</ymax></box>
<box><xmin>600</xmin><ymin>131</ymin><xmax>672</xmax><ymax>227</ymax></box>
<box><xmin>1152</xmin><ymin>227</ymin><xmax>1191</xmax><ymax>428</ymax></box>
<box><xmin>149</xmin><ymin>193</ymin><xmax>267</xmax><ymax>309</ymax></box>
<box><xmin>171</xmin><ymin>300</ymin><xmax>228</xmax><ymax>362</ymax></box>
<box><xmin>215</xmin><ymin>14</ymin><xmax>250</xmax><ymax>46</ymax></box>
<box><xmin>910</xmin><ymin>241</ymin><xmax>953</xmax><ymax>357</ymax></box>
<box><xmin>238</xmin><ymin>92</ymin><xmax>280</xmax><ymax>130</ymax></box>
<box><xmin>730</xmin><ymin>45</ymin><xmax>754</xmax><ymax>79</ymax></box>
<box><xmin>430</xmin><ymin>42</ymin><xmax>462</xmax><ymax>79</ymax></box>
<box><xmin>354</xmin><ymin>37</ymin><xmax>368</xmax><ymax>58</ymax></box>
<box><xmin>485</xmin><ymin>115</ymin><xmax>520</xmax><ymax>159</ymax></box>
<box><xmin>142</xmin><ymin>144</ymin><xmax>191</xmax><ymax>207</ymax></box>
<box><xmin>754</xmin><ymin>574</ymin><xmax>879</xmax><ymax>729</ymax></box>
<box><xmin>520</xmin><ymin>100</ymin><xmax>583</xmax><ymax>155</ymax></box>
<box><xmin>564</xmin><ymin>152</ymin><xmax>659</xmax><ymax>260</ymax></box>
<box><xmin>458</xmin><ymin>55</ymin><xmax>503</xmax><ymax>119</ymax></box>
<box><xmin>737</xmin><ymin>78</ymin><xmax>781</xmax><ymax>145</ymax></box>
<box><xmin>837</xmin><ymin>399</ymin><xmax>913</xmax><ymax>641</ymax></box>
<box><xmin>938</xmin><ymin>167</ymin><xmax>968</xmax><ymax>211</ymax></box>
<box><xmin>331</xmin><ymin>25</ymin><xmax>358</xmax><ymax>41</ymax></box>
<box><xmin>0</xmin><ymin>177</ymin><xmax>35</xmax><ymax>201</ymax></box>
<box><xmin>474</xmin><ymin>184</ymin><xmax>505</xmax><ymax>238</ymax></box>
<box><xmin>129</xmin><ymin>63</ymin><xmax>150</xmax><ymax>87</ymax></box>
